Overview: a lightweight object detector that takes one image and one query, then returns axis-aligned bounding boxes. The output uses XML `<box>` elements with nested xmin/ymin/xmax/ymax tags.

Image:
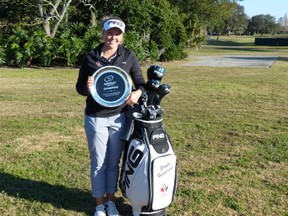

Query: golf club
<box><xmin>154</xmin><ymin>84</ymin><xmax>171</xmax><ymax>106</ymax></box>
<box><xmin>146</xmin><ymin>105</ymin><xmax>157</xmax><ymax>119</ymax></box>
<box><xmin>146</xmin><ymin>79</ymin><xmax>160</xmax><ymax>106</ymax></box>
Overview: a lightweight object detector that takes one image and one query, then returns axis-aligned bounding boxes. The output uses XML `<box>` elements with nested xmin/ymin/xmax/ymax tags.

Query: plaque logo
<box><xmin>104</xmin><ymin>75</ymin><xmax>114</xmax><ymax>82</ymax></box>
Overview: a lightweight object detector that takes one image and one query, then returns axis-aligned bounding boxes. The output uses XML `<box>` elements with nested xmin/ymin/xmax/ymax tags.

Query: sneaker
<box><xmin>105</xmin><ymin>201</ymin><xmax>120</xmax><ymax>216</ymax></box>
<box><xmin>94</xmin><ymin>204</ymin><xmax>106</xmax><ymax>216</ymax></box>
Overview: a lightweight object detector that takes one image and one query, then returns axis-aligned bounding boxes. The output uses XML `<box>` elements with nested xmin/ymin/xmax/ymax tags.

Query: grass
<box><xmin>1</xmin><ymin>38</ymin><xmax>288</xmax><ymax>215</ymax></box>
<box><xmin>202</xmin><ymin>35</ymin><xmax>288</xmax><ymax>55</ymax></box>
<box><xmin>207</xmin><ymin>35</ymin><xmax>256</xmax><ymax>46</ymax></box>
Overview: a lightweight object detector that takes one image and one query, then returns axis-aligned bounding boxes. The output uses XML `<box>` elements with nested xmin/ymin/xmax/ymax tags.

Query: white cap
<box><xmin>103</xmin><ymin>18</ymin><xmax>125</xmax><ymax>33</ymax></box>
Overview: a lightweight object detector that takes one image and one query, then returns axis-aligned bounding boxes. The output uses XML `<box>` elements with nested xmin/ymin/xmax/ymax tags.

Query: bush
<box><xmin>57</xmin><ymin>34</ymin><xmax>84</xmax><ymax>66</ymax></box>
<box><xmin>0</xmin><ymin>33</ymin><xmax>5</xmax><ymax>65</ymax></box>
<box><xmin>149</xmin><ymin>40</ymin><xmax>160</xmax><ymax>62</ymax></box>
<box><xmin>109</xmin><ymin>0</ymin><xmax>187</xmax><ymax>62</ymax></box>
<box><xmin>4</xmin><ymin>26</ymin><xmax>55</xmax><ymax>67</ymax></box>
<box><xmin>124</xmin><ymin>31</ymin><xmax>150</xmax><ymax>62</ymax></box>
<box><xmin>82</xmin><ymin>25</ymin><xmax>102</xmax><ymax>53</ymax></box>
<box><xmin>159</xmin><ymin>43</ymin><xmax>187</xmax><ymax>61</ymax></box>
<box><xmin>55</xmin><ymin>23</ymin><xmax>103</xmax><ymax>66</ymax></box>
<box><xmin>55</xmin><ymin>23</ymin><xmax>86</xmax><ymax>66</ymax></box>
<box><xmin>4</xmin><ymin>25</ymin><xmax>30</xmax><ymax>67</ymax></box>
<box><xmin>0</xmin><ymin>45</ymin><xmax>5</xmax><ymax>66</ymax></box>
<box><xmin>1</xmin><ymin>3</ymin><xmax>189</xmax><ymax>68</ymax></box>
<box><xmin>2</xmin><ymin>24</ymin><xmax>101</xmax><ymax>67</ymax></box>
<box><xmin>24</xmin><ymin>30</ymin><xmax>54</xmax><ymax>67</ymax></box>
<box><xmin>255</xmin><ymin>37</ymin><xmax>288</xmax><ymax>46</ymax></box>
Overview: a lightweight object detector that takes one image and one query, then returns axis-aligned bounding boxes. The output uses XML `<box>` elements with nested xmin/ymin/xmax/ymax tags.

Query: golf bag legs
<box><xmin>133</xmin><ymin>207</ymin><xmax>165</xmax><ymax>216</ymax></box>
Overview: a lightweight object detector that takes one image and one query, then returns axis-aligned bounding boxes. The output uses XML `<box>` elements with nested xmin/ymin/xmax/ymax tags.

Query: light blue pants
<box><xmin>84</xmin><ymin>113</ymin><xmax>126</xmax><ymax>198</ymax></box>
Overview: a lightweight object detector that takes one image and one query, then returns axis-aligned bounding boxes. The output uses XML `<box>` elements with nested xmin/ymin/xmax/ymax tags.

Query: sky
<box><xmin>238</xmin><ymin>0</ymin><xmax>287</xmax><ymax>20</ymax></box>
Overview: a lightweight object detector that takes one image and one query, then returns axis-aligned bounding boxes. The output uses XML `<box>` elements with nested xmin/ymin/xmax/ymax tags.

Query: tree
<box><xmin>37</xmin><ymin>0</ymin><xmax>73</xmax><ymax>38</ymax></box>
<box><xmin>247</xmin><ymin>14</ymin><xmax>280</xmax><ymax>35</ymax></box>
<box><xmin>0</xmin><ymin>0</ymin><xmax>246</xmax><ymax>66</ymax></box>
<box><xmin>70</xmin><ymin>0</ymin><xmax>105</xmax><ymax>26</ymax></box>
<box><xmin>278</xmin><ymin>13</ymin><xmax>288</xmax><ymax>33</ymax></box>
<box><xmin>225</xmin><ymin>4</ymin><xmax>249</xmax><ymax>35</ymax></box>
<box><xmin>0</xmin><ymin>0</ymin><xmax>39</xmax><ymax>34</ymax></box>
<box><xmin>98</xmin><ymin>0</ymin><xmax>188</xmax><ymax>61</ymax></box>
<box><xmin>168</xmin><ymin>0</ymin><xmax>240</xmax><ymax>46</ymax></box>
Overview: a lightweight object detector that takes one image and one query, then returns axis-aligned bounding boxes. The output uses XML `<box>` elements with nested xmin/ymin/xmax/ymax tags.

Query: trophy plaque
<box><xmin>90</xmin><ymin>66</ymin><xmax>132</xmax><ymax>107</ymax></box>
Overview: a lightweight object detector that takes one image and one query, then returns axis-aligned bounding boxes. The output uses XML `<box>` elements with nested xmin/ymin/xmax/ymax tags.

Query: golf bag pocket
<box><xmin>149</xmin><ymin>127</ymin><xmax>170</xmax><ymax>154</ymax></box>
<box><xmin>151</xmin><ymin>154</ymin><xmax>177</xmax><ymax>210</ymax></box>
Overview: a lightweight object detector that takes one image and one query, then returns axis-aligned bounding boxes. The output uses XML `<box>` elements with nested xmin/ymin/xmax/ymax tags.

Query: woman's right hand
<box><xmin>87</xmin><ymin>76</ymin><xmax>94</xmax><ymax>89</ymax></box>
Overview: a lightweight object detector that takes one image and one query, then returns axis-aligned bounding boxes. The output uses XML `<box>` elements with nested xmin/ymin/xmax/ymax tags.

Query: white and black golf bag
<box><xmin>120</xmin><ymin>111</ymin><xmax>178</xmax><ymax>216</ymax></box>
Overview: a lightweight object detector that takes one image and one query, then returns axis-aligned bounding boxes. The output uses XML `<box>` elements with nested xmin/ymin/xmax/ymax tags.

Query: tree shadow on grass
<box><xmin>0</xmin><ymin>172</ymin><xmax>132</xmax><ymax>215</ymax></box>
<box><xmin>278</xmin><ymin>57</ymin><xmax>288</xmax><ymax>62</ymax></box>
<box><xmin>207</xmin><ymin>40</ymin><xmax>254</xmax><ymax>46</ymax></box>
<box><xmin>214</xmin><ymin>47</ymin><xmax>271</xmax><ymax>52</ymax></box>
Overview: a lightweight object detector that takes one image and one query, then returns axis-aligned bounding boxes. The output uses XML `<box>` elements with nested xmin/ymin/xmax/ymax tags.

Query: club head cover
<box><xmin>147</xmin><ymin>65</ymin><xmax>167</xmax><ymax>81</ymax></box>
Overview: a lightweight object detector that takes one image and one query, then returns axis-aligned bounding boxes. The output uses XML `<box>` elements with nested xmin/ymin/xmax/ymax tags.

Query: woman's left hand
<box><xmin>125</xmin><ymin>89</ymin><xmax>142</xmax><ymax>106</ymax></box>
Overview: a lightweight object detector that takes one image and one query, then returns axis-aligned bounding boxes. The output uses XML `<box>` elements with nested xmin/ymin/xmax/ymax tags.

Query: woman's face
<box><xmin>103</xmin><ymin>27</ymin><xmax>123</xmax><ymax>49</ymax></box>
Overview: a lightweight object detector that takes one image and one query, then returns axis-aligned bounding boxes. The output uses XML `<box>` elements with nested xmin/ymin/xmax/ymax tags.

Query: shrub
<box><xmin>24</xmin><ymin>30</ymin><xmax>54</xmax><ymax>66</ymax></box>
<box><xmin>149</xmin><ymin>40</ymin><xmax>160</xmax><ymax>62</ymax></box>
<box><xmin>124</xmin><ymin>30</ymin><xmax>150</xmax><ymax>62</ymax></box>
<box><xmin>4</xmin><ymin>25</ymin><xmax>30</xmax><ymax>67</ymax></box>
<box><xmin>159</xmin><ymin>43</ymin><xmax>187</xmax><ymax>61</ymax></box>
<box><xmin>108</xmin><ymin>0</ymin><xmax>187</xmax><ymax>62</ymax></box>
<box><xmin>55</xmin><ymin>22</ymin><xmax>101</xmax><ymax>66</ymax></box>
<box><xmin>0</xmin><ymin>33</ymin><xmax>5</xmax><ymax>65</ymax></box>
<box><xmin>82</xmin><ymin>25</ymin><xmax>102</xmax><ymax>54</ymax></box>
<box><xmin>0</xmin><ymin>45</ymin><xmax>5</xmax><ymax>66</ymax></box>
<box><xmin>56</xmin><ymin>26</ymin><xmax>85</xmax><ymax>66</ymax></box>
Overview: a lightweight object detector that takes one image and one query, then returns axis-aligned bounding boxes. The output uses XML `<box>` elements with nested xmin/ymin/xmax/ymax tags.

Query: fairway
<box><xmin>0</xmin><ymin>38</ymin><xmax>288</xmax><ymax>216</ymax></box>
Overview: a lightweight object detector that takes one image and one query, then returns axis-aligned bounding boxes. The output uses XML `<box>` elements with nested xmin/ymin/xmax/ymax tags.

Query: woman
<box><xmin>76</xmin><ymin>17</ymin><xmax>145</xmax><ymax>216</ymax></box>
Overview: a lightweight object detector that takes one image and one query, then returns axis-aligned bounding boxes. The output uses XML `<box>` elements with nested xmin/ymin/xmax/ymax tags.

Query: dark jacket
<box><xmin>76</xmin><ymin>43</ymin><xmax>145</xmax><ymax>117</ymax></box>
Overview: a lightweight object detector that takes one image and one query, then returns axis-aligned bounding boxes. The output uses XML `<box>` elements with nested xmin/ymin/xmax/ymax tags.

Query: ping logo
<box><xmin>108</xmin><ymin>20</ymin><xmax>124</xmax><ymax>27</ymax></box>
<box><xmin>122</xmin><ymin>145</ymin><xmax>144</xmax><ymax>194</ymax></box>
<box><xmin>152</xmin><ymin>132</ymin><xmax>165</xmax><ymax>140</ymax></box>
<box><xmin>104</xmin><ymin>75</ymin><xmax>114</xmax><ymax>82</ymax></box>
<box><xmin>154</xmin><ymin>67</ymin><xmax>165</xmax><ymax>77</ymax></box>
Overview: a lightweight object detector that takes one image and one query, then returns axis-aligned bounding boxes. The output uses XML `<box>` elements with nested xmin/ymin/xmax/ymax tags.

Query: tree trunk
<box><xmin>38</xmin><ymin>0</ymin><xmax>73</xmax><ymax>38</ymax></box>
<box><xmin>43</xmin><ymin>21</ymin><xmax>51</xmax><ymax>37</ymax></box>
<box><xmin>91</xmin><ymin>11</ymin><xmax>96</xmax><ymax>26</ymax></box>
<box><xmin>38</xmin><ymin>0</ymin><xmax>50</xmax><ymax>36</ymax></box>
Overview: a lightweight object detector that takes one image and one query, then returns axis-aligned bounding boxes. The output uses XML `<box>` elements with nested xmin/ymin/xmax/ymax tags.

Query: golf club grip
<box><xmin>121</xmin><ymin>117</ymin><xmax>134</xmax><ymax>142</ymax></box>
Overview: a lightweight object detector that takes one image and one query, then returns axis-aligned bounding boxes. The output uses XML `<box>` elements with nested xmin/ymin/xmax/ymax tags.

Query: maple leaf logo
<box><xmin>160</xmin><ymin>184</ymin><xmax>168</xmax><ymax>193</ymax></box>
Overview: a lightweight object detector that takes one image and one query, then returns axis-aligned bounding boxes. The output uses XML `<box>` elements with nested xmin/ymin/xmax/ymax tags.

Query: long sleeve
<box><xmin>76</xmin><ymin>49</ymin><xmax>101</xmax><ymax>96</ymax></box>
<box><xmin>76</xmin><ymin>55</ymin><xmax>90</xmax><ymax>96</ymax></box>
<box><xmin>129</xmin><ymin>51</ymin><xmax>146</xmax><ymax>94</ymax></box>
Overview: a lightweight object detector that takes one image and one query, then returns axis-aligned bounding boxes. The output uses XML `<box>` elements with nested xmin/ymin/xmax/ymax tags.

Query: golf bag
<box><xmin>120</xmin><ymin>112</ymin><xmax>177</xmax><ymax>216</ymax></box>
